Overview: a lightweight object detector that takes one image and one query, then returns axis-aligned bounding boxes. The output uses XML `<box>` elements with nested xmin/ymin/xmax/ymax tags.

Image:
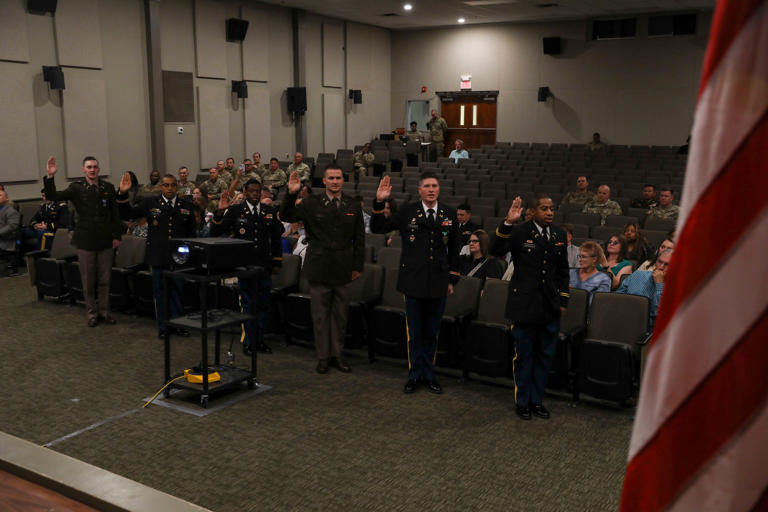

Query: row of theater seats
<box><xmin>26</xmin><ymin>230</ymin><xmax>650</xmax><ymax>406</ymax></box>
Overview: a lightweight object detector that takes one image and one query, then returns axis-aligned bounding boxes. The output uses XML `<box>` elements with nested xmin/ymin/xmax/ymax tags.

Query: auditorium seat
<box><xmin>370</xmin><ymin>267</ymin><xmax>408</xmax><ymax>359</ymax></box>
<box><xmin>644</xmin><ymin>216</ymin><xmax>676</xmax><ymax>232</ymax></box>
<box><xmin>604</xmin><ymin>215</ymin><xmax>638</xmax><ymax>228</ymax></box>
<box><xmin>268</xmin><ymin>254</ymin><xmax>302</xmax><ymax>330</ymax></box>
<box><xmin>567</xmin><ymin>212</ymin><xmax>602</xmax><ymax>227</ymax></box>
<box><xmin>466</xmin><ymin>279</ymin><xmax>510</xmax><ymax>378</ymax></box>
<box><xmin>110</xmin><ymin>234</ymin><xmax>147</xmax><ymax>311</ymax></box>
<box><xmin>577</xmin><ymin>292</ymin><xmax>650</xmax><ymax>405</ymax></box>
<box><xmin>26</xmin><ymin>228</ymin><xmax>77</xmax><ymax>300</ymax></box>
<box><xmin>590</xmin><ymin>225</ymin><xmax>622</xmax><ymax>240</ymax></box>
<box><xmin>375</xmin><ymin>247</ymin><xmax>401</xmax><ymax>268</ymax></box>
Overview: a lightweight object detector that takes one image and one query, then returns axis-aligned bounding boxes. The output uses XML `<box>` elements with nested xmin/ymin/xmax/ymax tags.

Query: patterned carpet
<box><xmin>0</xmin><ymin>274</ymin><xmax>633</xmax><ymax>511</ymax></box>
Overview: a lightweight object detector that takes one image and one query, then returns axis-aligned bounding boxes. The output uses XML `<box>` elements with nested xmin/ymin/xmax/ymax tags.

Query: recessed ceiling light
<box><xmin>403</xmin><ymin>3</ymin><xmax>412</xmax><ymax>10</ymax></box>
<box><xmin>458</xmin><ymin>17</ymin><xmax>466</xmax><ymax>23</ymax></box>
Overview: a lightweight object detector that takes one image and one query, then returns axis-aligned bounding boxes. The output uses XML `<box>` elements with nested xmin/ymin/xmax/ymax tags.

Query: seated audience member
<box><xmin>381</xmin><ymin>198</ymin><xmax>399</xmax><ymax>245</ymax></box>
<box><xmin>261</xmin><ymin>158</ymin><xmax>288</xmax><ymax>199</ymax></box>
<box><xmin>129</xmin><ymin>217</ymin><xmax>148</xmax><ymax>238</ymax></box>
<box><xmin>598</xmin><ymin>234</ymin><xmax>632</xmax><ymax>289</ymax></box>
<box><xmin>562</xmin><ymin>224</ymin><xmax>580</xmax><ymax>268</ymax></box>
<box><xmin>281</xmin><ymin>221</ymin><xmax>305</xmax><ymax>253</ymax></box>
<box><xmin>224</xmin><ymin>157</ymin><xmax>237</xmax><ymax>177</ymax></box>
<box><xmin>226</xmin><ymin>161</ymin><xmax>262</xmax><ymax>201</ymax></box>
<box><xmin>457</xmin><ymin>203</ymin><xmax>480</xmax><ymax>248</ymax></box>
<box><xmin>582</xmin><ymin>185</ymin><xmax>622</xmax><ymax>225</ymax></box>
<box><xmin>0</xmin><ymin>189</ymin><xmax>21</xmax><ymax>272</ymax></box>
<box><xmin>561</xmin><ymin>176</ymin><xmax>596</xmax><ymax>207</ymax></box>
<box><xmin>353</xmin><ymin>143</ymin><xmax>375</xmax><ymax>181</ymax></box>
<box><xmin>405</xmin><ymin>121</ymin><xmax>422</xmax><ymax>142</ymax></box>
<box><xmin>617</xmin><ymin>249</ymin><xmax>672</xmax><ymax>332</ymax></box>
<box><xmin>631</xmin><ymin>184</ymin><xmax>658</xmax><ymax>209</ymax></box>
<box><xmin>192</xmin><ymin>187</ymin><xmax>213</xmax><ymax>237</ymax></box>
<box><xmin>588</xmin><ymin>132</ymin><xmax>606</xmax><ymax>152</ymax></box>
<box><xmin>287</xmin><ymin>152</ymin><xmax>311</xmax><ymax>184</ymax></box>
<box><xmin>569</xmin><ymin>241</ymin><xmax>611</xmax><ymax>303</ymax></box>
<box><xmin>24</xmin><ymin>189</ymin><xmax>70</xmax><ymax>249</ymax></box>
<box><xmin>125</xmin><ymin>171</ymin><xmax>140</xmax><ymax>204</ymax></box>
<box><xmin>216</xmin><ymin>159</ymin><xmax>234</xmax><ymax>185</ymax></box>
<box><xmin>251</xmin><ymin>152</ymin><xmax>267</xmax><ymax>174</ymax></box>
<box><xmin>623</xmin><ymin>222</ymin><xmax>652</xmax><ymax>263</ymax></box>
<box><xmin>637</xmin><ymin>236</ymin><xmax>675</xmax><ymax>271</ymax></box>
<box><xmin>177</xmin><ymin>166</ymin><xmax>194</xmax><ymax>198</ymax></box>
<box><xmin>449</xmin><ymin>139</ymin><xmax>469</xmax><ymax>164</ymax></box>
<box><xmin>138</xmin><ymin>169</ymin><xmax>161</xmax><ymax>196</ymax></box>
<box><xmin>200</xmin><ymin>167</ymin><xmax>228</xmax><ymax>210</ymax></box>
<box><xmin>355</xmin><ymin>195</ymin><xmax>372</xmax><ymax>233</ymax></box>
<box><xmin>260</xmin><ymin>187</ymin><xmax>274</xmax><ymax>206</ymax></box>
<box><xmin>647</xmin><ymin>187</ymin><xmax>680</xmax><ymax>221</ymax></box>
<box><xmin>460</xmin><ymin>229</ymin><xmax>505</xmax><ymax>281</ymax></box>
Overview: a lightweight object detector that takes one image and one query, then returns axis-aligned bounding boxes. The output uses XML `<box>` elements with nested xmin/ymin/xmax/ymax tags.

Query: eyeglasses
<box><xmin>577</xmin><ymin>254</ymin><xmax>595</xmax><ymax>259</ymax></box>
<box><xmin>468</xmin><ymin>239</ymin><xmax>480</xmax><ymax>244</ymax></box>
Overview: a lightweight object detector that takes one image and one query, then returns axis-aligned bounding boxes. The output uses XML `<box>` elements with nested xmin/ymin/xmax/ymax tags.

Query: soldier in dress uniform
<box><xmin>26</xmin><ymin>189</ymin><xmax>70</xmax><ymax>249</ymax></box>
<box><xmin>371</xmin><ymin>171</ymin><xmax>461</xmax><ymax>394</ymax></box>
<box><xmin>280</xmin><ymin>165</ymin><xmax>365</xmax><ymax>374</ymax></box>
<box><xmin>212</xmin><ymin>179</ymin><xmax>284</xmax><ymax>355</ymax></box>
<box><xmin>117</xmin><ymin>173</ymin><xmax>197</xmax><ymax>338</ymax></box>
<box><xmin>647</xmin><ymin>187</ymin><xmax>680</xmax><ymax>221</ymax></box>
<box><xmin>490</xmin><ymin>194</ymin><xmax>569</xmax><ymax>420</ymax></box>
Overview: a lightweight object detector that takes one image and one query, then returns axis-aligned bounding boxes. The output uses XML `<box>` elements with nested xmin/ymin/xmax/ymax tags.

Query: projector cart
<box><xmin>162</xmin><ymin>267</ymin><xmax>262</xmax><ymax>408</ymax></box>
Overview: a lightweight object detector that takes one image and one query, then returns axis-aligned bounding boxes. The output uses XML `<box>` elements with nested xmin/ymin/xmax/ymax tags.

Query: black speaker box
<box><xmin>28</xmin><ymin>0</ymin><xmax>57</xmax><ymax>15</ymax></box>
<box><xmin>43</xmin><ymin>65</ymin><xmax>65</xmax><ymax>90</ymax></box>
<box><xmin>287</xmin><ymin>87</ymin><xmax>307</xmax><ymax>113</ymax></box>
<box><xmin>226</xmin><ymin>18</ymin><xmax>249</xmax><ymax>42</ymax></box>
<box><xmin>537</xmin><ymin>87</ymin><xmax>550</xmax><ymax>102</ymax></box>
<box><xmin>231</xmin><ymin>80</ymin><xmax>248</xmax><ymax>99</ymax></box>
<box><xmin>353</xmin><ymin>90</ymin><xmax>362</xmax><ymax>104</ymax></box>
<box><xmin>543</xmin><ymin>36</ymin><xmax>561</xmax><ymax>55</ymax></box>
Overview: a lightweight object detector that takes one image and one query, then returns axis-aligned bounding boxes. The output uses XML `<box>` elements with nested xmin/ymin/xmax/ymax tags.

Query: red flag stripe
<box><xmin>698</xmin><ymin>0</ymin><xmax>765</xmax><ymax>99</ymax></box>
<box><xmin>679</xmin><ymin>2</ymin><xmax>768</xmax><ymax>232</ymax></box>
<box><xmin>630</xmin><ymin>208</ymin><xmax>768</xmax><ymax>458</ymax></box>
<box><xmin>670</xmin><ymin>400</ymin><xmax>768</xmax><ymax>512</ymax></box>
<box><xmin>621</xmin><ymin>309</ymin><xmax>768</xmax><ymax>511</ymax></box>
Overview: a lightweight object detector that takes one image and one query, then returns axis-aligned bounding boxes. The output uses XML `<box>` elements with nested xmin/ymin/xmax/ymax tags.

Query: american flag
<box><xmin>620</xmin><ymin>1</ymin><xmax>768</xmax><ymax>511</ymax></box>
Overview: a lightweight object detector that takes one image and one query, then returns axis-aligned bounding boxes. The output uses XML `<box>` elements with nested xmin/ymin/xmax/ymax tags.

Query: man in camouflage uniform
<box><xmin>224</xmin><ymin>157</ymin><xmax>237</xmax><ymax>178</ymax></box>
<box><xmin>352</xmin><ymin>143</ymin><xmax>375</xmax><ymax>181</ymax></box>
<box><xmin>261</xmin><ymin>158</ymin><xmax>287</xmax><ymax>199</ymax></box>
<box><xmin>582</xmin><ymin>185</ymin><xmax>622</xmax><ymax>225</ymax></box>
<box><xmin>226</xmin><ymin>161</ymin><xmax>262</xmax><ymax>199</ymax></box>
<box><xmin>561</xmin><ymin>176</ymin><xmax>596</xmax><ymax>207</ymax></box>
<box><xmin>427</xmin><ymin>109</ymin><xmax>448</xmax><ymax>161</ymax></box>
<box><xmin>216</xmin><ymin>160</ymin><xmax>234</xmax><ymax>185</ymax></box>
<box><xmin>138</xmin><ymin>170</ymin><xmax>162</xmax><ymax>196</ymax></box>
<box><xmin>647</xmin><ymin>187</ymin><xmax>680</xmax><ymax>221</ymax></box>
<box><xmin>287</xmin><ymin>152</ymin><xmax>311</xmax><ymax>184</ymax></box>
<box><xmin>252</xmin><ymin>152</ymin><xmax>267</xmax><ymax>174</ymax></box>
<box><xmin>201</xmin><ymin>167</ymin><xmax>228</xmax><ymax>210</ymax></box>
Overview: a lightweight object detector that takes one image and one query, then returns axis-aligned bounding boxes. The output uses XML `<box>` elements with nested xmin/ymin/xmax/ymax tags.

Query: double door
<box><xmin>438</xmin><ymin>92</ymin><xmax>498</xmax><ymax>156</ymax></box>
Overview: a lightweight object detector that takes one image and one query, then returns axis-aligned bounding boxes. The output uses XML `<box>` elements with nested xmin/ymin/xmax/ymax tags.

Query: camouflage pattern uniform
<box><xmin>352</xmin><ymin>151</ymin><xmax>375</xmax><ymax>178</ymax></box>
<box><xmin>287</xmin><ymin>162</ymin><xmax>312</xmax><ymax>183</ymax></box>
<box><xmin>647</xmin><ymin>204</ymin><xmax>680</xmax><ymax>221</ymax></box>
<box><xmin>406</xmin><ymin>129</ymin><xmax>423</xmax><ymax>142</ymax></box>
<box><xmin>561</xmin><ymin>190</ymin><xmax>596</xmax><ymax>207</ymax></box>
<box><xmin>138</xmin><ymin>183</ymin><xmax>161</xmax><ymax>195</ymax></box>
<box><xmin>582</xmin><ymin>199</ymin><xmax>622</xmax><ymax>225</ymax></box>
<box><xmin>428</xmin><ymin>116</ymin><xmax>448</xmax><ymax>160</ymax></box>
<box><xmin>261</xmin><ymin>167</ymin><xmax>287</xmax><ymax>197</ymax></box>
<box><xmin>201</xmin><ymin>177</ymin><xmax>228</xmax><ymax>210</ymax></box>
<box><xmin>218</xmin><ymin>169</ymin><xmax>235</xmax><ymax>186</ymax></box>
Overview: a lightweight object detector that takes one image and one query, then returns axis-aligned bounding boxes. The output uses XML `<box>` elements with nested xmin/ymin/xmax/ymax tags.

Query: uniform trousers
<box><xmin>77</xmin><ymin>248</ymin><xmax>113</xmax><ymax>320</ymax></box>
<box><xmin>405</xmin><ymin>295</ymin><xmax>446</xmax><ymax>382</ymax></box>
<box><xmin>309</xmin><ymin>281</ymin><xmax>351</xmax><ymax>360</ymax></box>
<box><xmin>151</xmin><ymin>266</ymin><xmax>183</xmax><ymax>334</ymax></box>
<box><xmin>511</xmin><ymin>318</ymin><xmax>560</xmax><ymax>407</ymax></box>
<box><xmin>238</xmin><ymin>273</ymin><xmax>272</xmax><ymax>349</ymax></box>
<box><xmin>430</xmin><ymin>142</ymin><xmax>445</xmax><ymax>162</ymax></box>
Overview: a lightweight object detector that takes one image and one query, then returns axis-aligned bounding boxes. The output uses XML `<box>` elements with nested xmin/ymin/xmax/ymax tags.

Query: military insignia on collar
<box><xmin>417</xmin><ymin>212</ymin><xmax>423</xmax><ymax>218</ymax></box>
<box><xmin>409</xmin><ymin>234</ymin><xmax>415</xmax><ymax>242</ymax></box>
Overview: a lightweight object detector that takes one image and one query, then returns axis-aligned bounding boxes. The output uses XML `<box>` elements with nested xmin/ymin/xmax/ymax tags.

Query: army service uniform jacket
<box><xmin>211</xmin><ymin>201</ymin><xmax>284</xmax><ymax>270</ymax></box>
<box><xmin>280</xmin><ymin>192</ymin><xmax>365</xmax><ymax>286</ymax></box>
<box><xmin>117</xmin><ymin>193</ymin><xmax>197</xmax><ymax>267</ymax></box>
<box><xmin>30</xmin><ymin>201</ymin><xmax>70</xmax><ymax>231</ymax></box>
<box><xmin>370</xmin><ymin>201</ymin><xmax>461</xmax><ymax>299</ymax></box>
<box><xmin>490</xmin><ymin>220</ymin><xmax>569</xmax><ymax>325</ymax></box>
<box><xmin>44</xmin><ymin>176</ymin><xmax>122</xmax><ymax>251</ymax></box>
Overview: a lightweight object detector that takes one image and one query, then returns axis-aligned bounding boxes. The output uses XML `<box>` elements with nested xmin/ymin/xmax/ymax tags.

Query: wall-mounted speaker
<box><xmin>226</xmin><ymin>18</ymin><xmax>249</xmax><ymax>42</ymax></box>
<box><xmin>543</xmin><ymin>37</ymin><xmax>561</xmax><ymax>55</ymax></box>
<box><xmin>232</xmin><ymin>80</ymin><xmax>248</xmax><ymax>99</ymax></box>
<box><xmin>28</xmin><ymin>0</ymin><xmax>57</xmax><ymax>15</ymax></box>
<box><xmin>43</xmin><ymin>65</ymin><xmax>65</xmax><ymax>90</ymax></box>
<box><xmin>537</xmin><ymin>87</ymin><xmax>550</xmax><ymax>102</ymax></box>
<box><xmin>348</xmin><ymin>89</ymin><xmax>362</xmax><ymax>104</ymax></box>
<box><xmin>287</xmin><ymin>87</ymin><xmax>307</xmax><ymax>113</ymax></box>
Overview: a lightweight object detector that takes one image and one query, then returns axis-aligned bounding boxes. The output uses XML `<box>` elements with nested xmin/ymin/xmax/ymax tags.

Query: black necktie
<box><xmin>427</xmin><ymin>208</ymin><xmax>435</xmax><ymax>226</ymax></box>
<box><xmin>542</xmin><ymin>226</ymin><xmax>549</xmax><ymax>241</ymax></box>
<box><xmin>331</xmin><ymin>198</ymin><xmax>339</xmax><ymax>209</ymax></box>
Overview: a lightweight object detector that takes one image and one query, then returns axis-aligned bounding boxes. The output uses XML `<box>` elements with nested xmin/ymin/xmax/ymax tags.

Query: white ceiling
<box><xmin>255</xmin><ymin>0</ymin><xmax>715</xmax><ymax>30</ymax></box>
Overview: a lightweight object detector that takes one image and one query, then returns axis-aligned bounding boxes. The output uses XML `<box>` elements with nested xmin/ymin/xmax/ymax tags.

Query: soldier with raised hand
<box><xmin>280</xmin><ymin>166</ymin><xmax>365</xmax><ymax>374</ymax></box>
<box><xmin>44</xmin><ymin>155</ymin><xmax>122</xmax><ymax>327</ymax></box>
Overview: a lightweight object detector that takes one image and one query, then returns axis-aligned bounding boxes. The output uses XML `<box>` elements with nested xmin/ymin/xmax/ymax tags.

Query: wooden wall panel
<box><xmin>55</xmin><ymin>0</ymin><xmax>103</xmax><ymax>69</ymax></box>
<box><xmin>62</xmin><ymin>76</ymin><xmax>111</xmax><ymax>177</ymax></box>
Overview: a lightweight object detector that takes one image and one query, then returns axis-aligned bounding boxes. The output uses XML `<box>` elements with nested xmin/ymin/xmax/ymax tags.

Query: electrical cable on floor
<box><xmin>142</xmin><ymin>375</ymin><xmax>185</xmax><ymax>408</ymax></box>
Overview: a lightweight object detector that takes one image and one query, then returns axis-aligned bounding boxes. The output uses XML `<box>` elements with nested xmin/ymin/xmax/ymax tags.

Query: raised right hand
<box><xmin>505</xmin><ymin>196</ymin><xmax>523</xmax><ymax>224</ymax></box>
<box><xmin>217</xmin><ymin>191</ymin><xmax>231</xmax><ymax>211</ymax></box>
<box><xmin>376</xmin><ymin>176</ymin><xmax>392</xmax><ymax>202</ymax></box>
<box><xmin>46</xmin><ymin>156</ymin><xmax>57</xmax><ymax>177</ymax></box>
<box><xmin>118</xmin><ymin>172</ymin><xmax>132</xmax><ymax>194</ymax></box>
<box><xmin>287</xmin><ymin>170</ymin><xmax>301</xmax><ymax>194</ymax></box>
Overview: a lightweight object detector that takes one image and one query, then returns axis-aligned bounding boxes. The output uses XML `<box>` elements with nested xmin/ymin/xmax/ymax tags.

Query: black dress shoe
<box><xmin>316</xmin><ymin>359</ymin><xmax>329</xmax><ymax>374</ymax></box>
<box><xmin>255</xmin><ymin>342</ymin><xmax>273</xmax><ymax>354</ymax></box>
<box><xmin>532</xmin><ymin>404</ymin><xmax>550</xmax><ymax>419</ymax></box>
<box><xmin>426</xmin><ymin>380</ymin><xmax>443</xmax><ymax>394</ymax></box>
<box><xmin>516</xmin><ymin>405</ymin><xmax>532</xmax><ymax>421</ymax></box>
<box><xmin>403</xmin><ymin>379</ymin><xmax>419</xmax><ymax>394</ymax></box>
<box><xmin>329</xmin><ymin>357</ymin><xmax>351</xmax><ymax>373</ymax></box>
<box><xmin>242</xmin><ymin>344</ymin><xmax>254</xmax><ymax>357</ymax></box>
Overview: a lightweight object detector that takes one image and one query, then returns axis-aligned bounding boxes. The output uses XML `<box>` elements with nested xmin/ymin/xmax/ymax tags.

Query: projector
<box><xmin>169</xmin><ymin>237</ymin><xmax>255</xmax><ymax>272</ymax></box>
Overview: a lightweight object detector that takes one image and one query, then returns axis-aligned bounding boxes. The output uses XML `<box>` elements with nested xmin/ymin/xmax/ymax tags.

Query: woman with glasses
<box><xmin>459</xmin><ymin>229</ymin><xmax>505</xmax><ymax>280</ymax></box>
<box><xmin>598</xmin><ymin>234</ymin><xmax>633</xmax><ymax>289</ymax></box>
<box><xmin>569</xmin><ymin>241</ymin><xmax>611</xmax><ymax>302</ymax></box>
<box><xmin>623</xmin><ymin>222</ymin><xmax>651</xmax><ymax>263</ymax></box>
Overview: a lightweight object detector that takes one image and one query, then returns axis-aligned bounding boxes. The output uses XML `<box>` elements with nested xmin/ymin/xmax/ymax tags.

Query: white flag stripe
<box><xmin>679</xmin><ymin>2</ymin><xmax>768</xmax><ymax>231</ymax></box>
<box><xmin>668</xmin><ymin>401</ymin><xmax>768</xmax><ymax>512</ymax></box>
<box><xmin>629</xmin><ymin>209</ymin><xmax>768</xmax><ymax>458</ymax></box>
